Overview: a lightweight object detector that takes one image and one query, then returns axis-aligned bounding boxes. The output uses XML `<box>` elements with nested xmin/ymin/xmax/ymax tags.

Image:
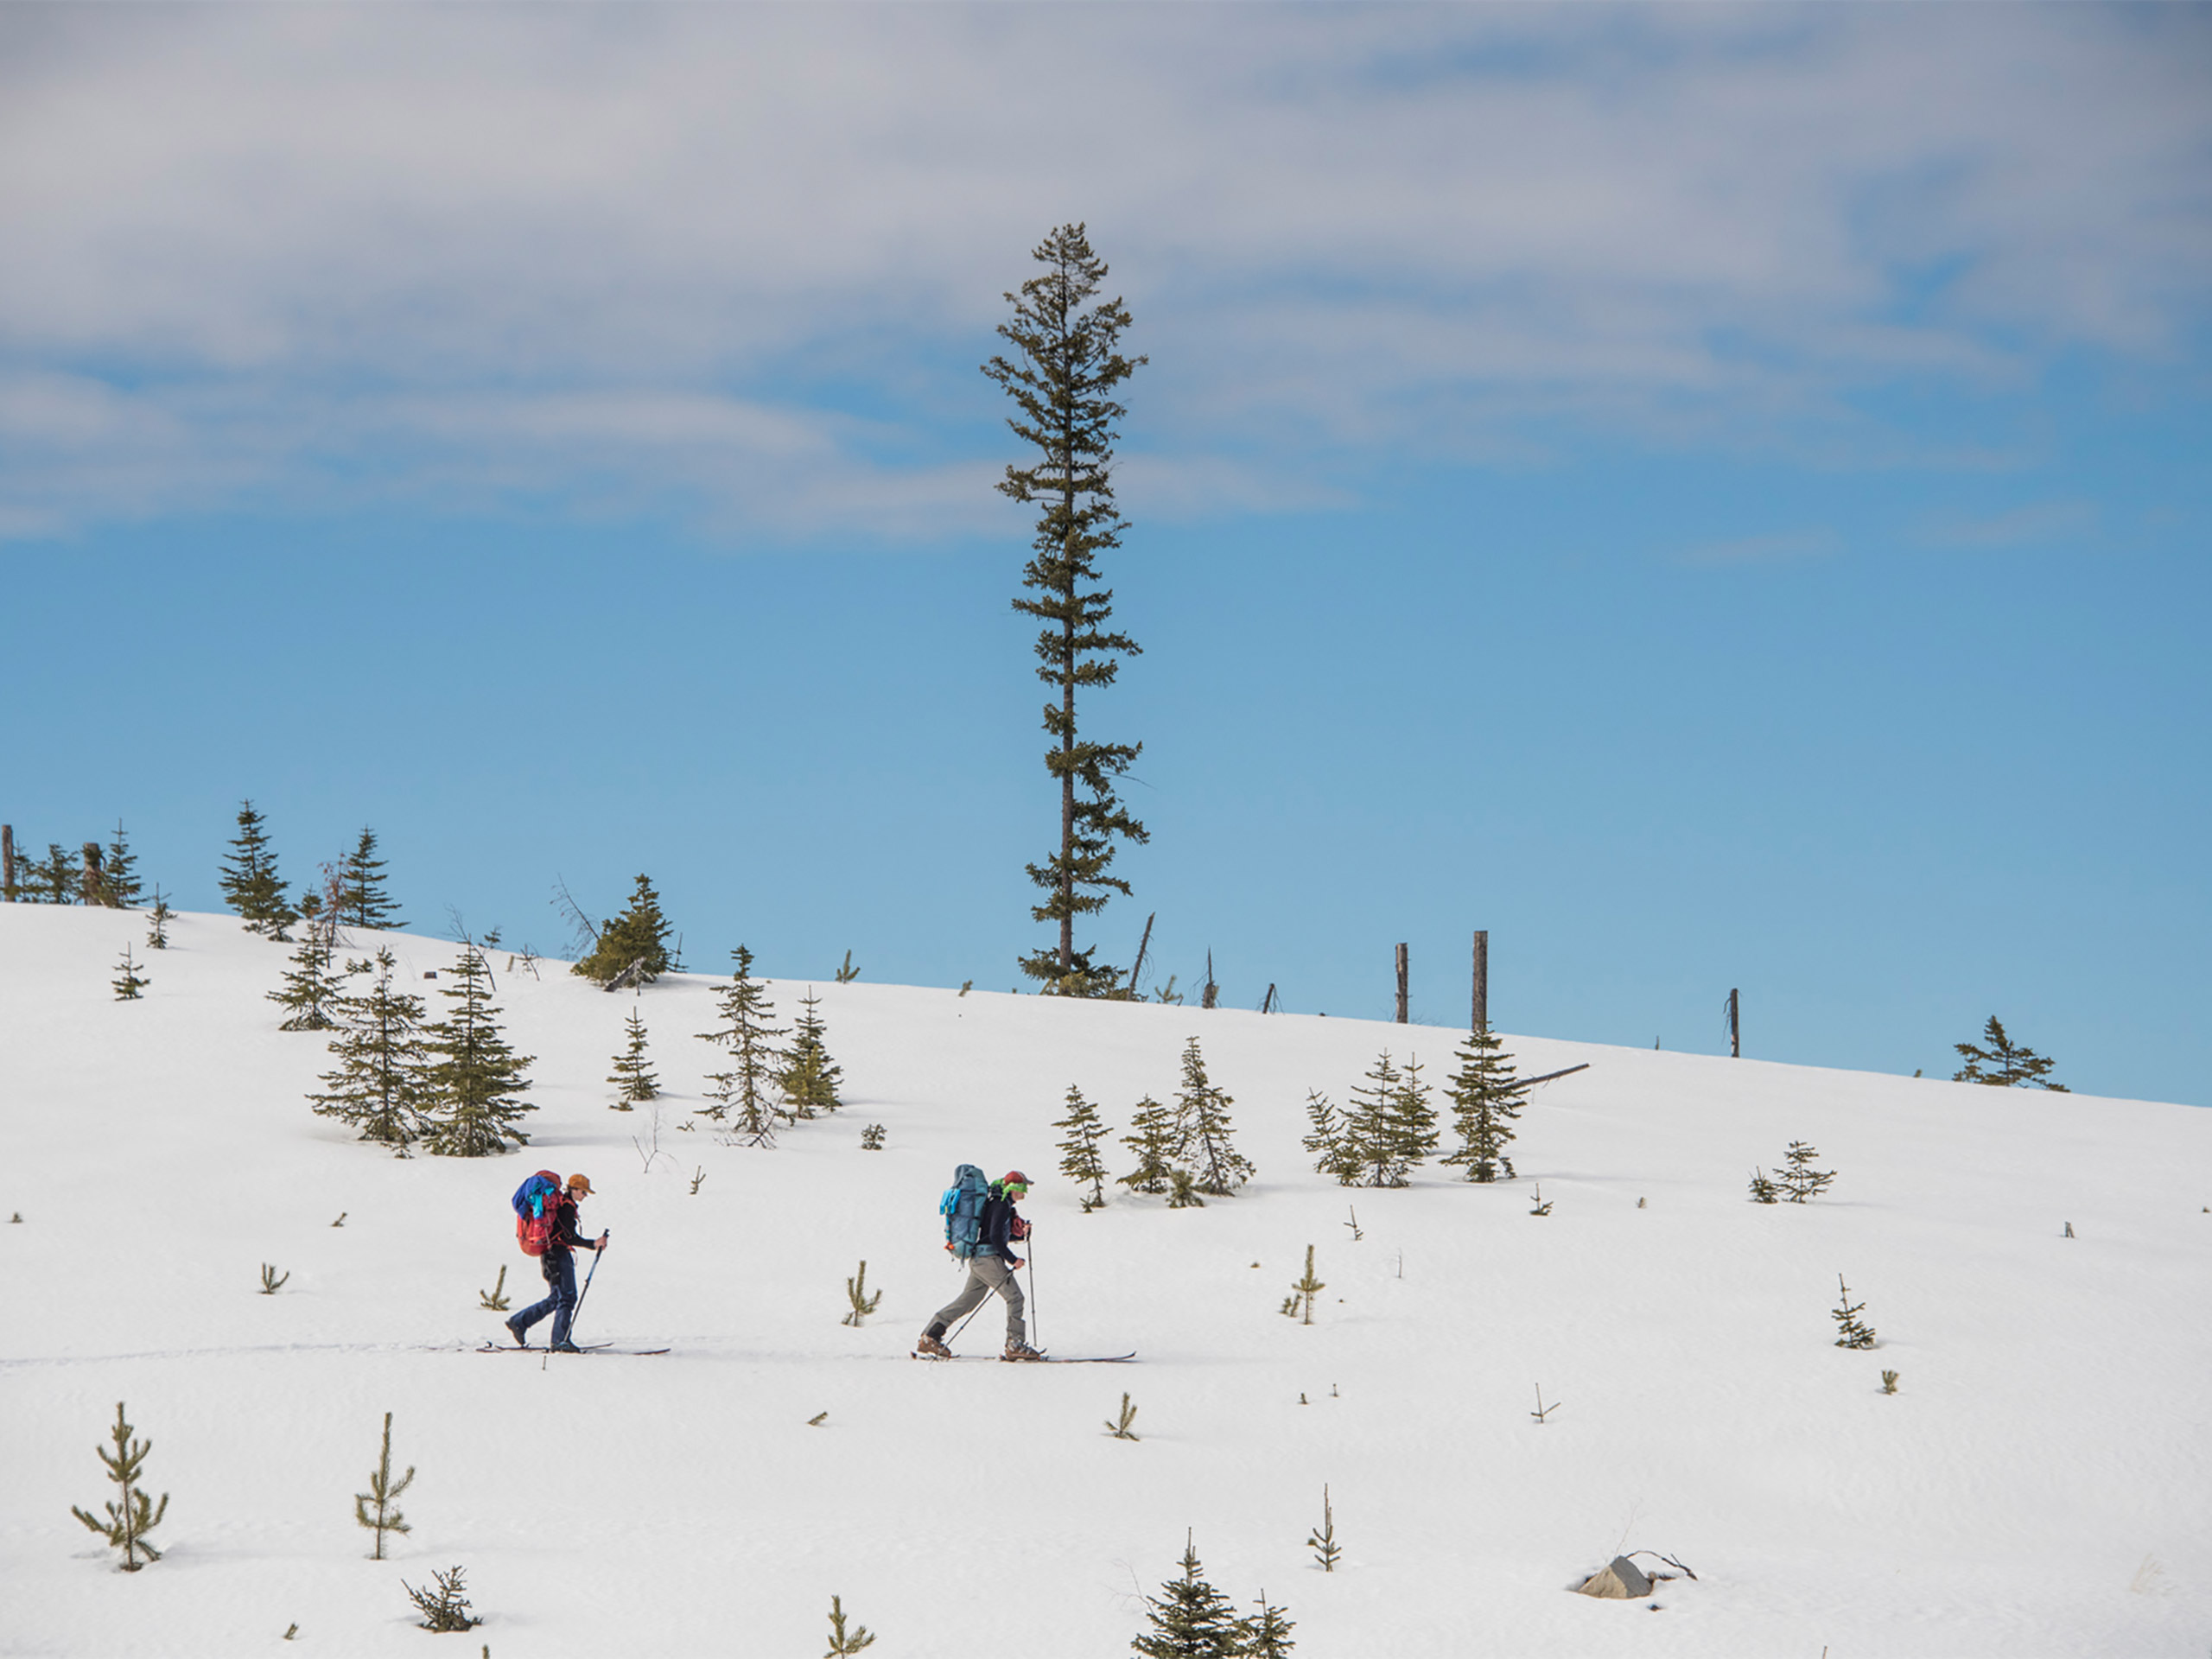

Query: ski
<box><xmin>912</xmin><ymin>1351</ymin><xmax>1135</xmax><ymax>1363</ymax></box>
<box><xmin>475</xmin><ymin>1343</ymin><xmax>671</xmax><ymax>1356</ymax></box>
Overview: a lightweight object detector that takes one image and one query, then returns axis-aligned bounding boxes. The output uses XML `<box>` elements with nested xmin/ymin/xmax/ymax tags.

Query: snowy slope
<box><xmin>3</xmin><ymin>902</ymin><xmax>2209</xmax><ymax>1657</ymax></box>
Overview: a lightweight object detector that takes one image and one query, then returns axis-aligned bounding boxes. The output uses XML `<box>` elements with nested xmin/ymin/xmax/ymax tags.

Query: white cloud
<box><xmin>0</xmin><ymin>4</ymin><xmax>2206</xmax><ymax>540</ymax></box>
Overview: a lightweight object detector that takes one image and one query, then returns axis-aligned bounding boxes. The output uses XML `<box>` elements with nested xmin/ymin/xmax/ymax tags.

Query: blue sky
<box><xmin>3</xmin><ymin>5</ymin><xmax>2207</xmax><ymax>1103</ymax></box>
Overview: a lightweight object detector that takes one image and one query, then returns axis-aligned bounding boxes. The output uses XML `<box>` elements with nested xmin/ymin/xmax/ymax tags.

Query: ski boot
<box><xmin>914</xmin><ymin>1331</ymin><xmax>953</xmax><ymax>1359</ymax></box>
<box><xmin>1001</xmin><ymin>1340</ymin><xmax>1046</xmax><ymax>1363</ymax></box>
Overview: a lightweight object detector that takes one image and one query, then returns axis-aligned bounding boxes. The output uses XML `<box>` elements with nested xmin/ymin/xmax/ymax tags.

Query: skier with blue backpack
<box><xmin>917</xmin><ymin>1166</ymin><xmax>1042</xmax><ymax>1361</ymax></box>
<box><xmin>504</xmin><ymin>1172</ymin><xmax>607</xmax><ymax>1351</ymax></box>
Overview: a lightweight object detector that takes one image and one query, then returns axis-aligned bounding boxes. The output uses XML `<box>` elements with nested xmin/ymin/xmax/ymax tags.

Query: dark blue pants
<box><xmin>513</xmin><ymin>1249</ymin><xmax>579</xmax><ymax>1346</ymax></box>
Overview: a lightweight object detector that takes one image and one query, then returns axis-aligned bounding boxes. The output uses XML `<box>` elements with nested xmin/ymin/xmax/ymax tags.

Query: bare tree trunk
<box><xmin>1261</xmin><ymin>983</ymin><xmax>1276</xmax><ymax>1014</ymax></box>
<box><xmin>1202</xmin><ymin>949</ymin><xmax>1218</xmax><ymax>1010</ymax></box>
<box><xmin>1</xmin><ymin>824</ymin><xmax>13</xmax><ymax>901</ymax></box>
<box><xmin>1126</xmin><ymin>912</ymin><xmax>1154</xmax><ymax>997</ymax></box>
<box><xmin>1726</xmin><ymin>988</ymin><xmax>1740</xmax><ymax>1058</ymax></box>
<box><xmin>1471</xmin><ymin>930</ymin><xmax>1488</xmax><ymax>1032</ymax></box>
<box><xmin>1395</xmin><ymin>943</ymin><xmax>1408</xmax><ymax>1023</ymax></box>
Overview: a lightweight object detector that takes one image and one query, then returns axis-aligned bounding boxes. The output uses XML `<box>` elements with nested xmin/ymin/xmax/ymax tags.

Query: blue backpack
<box><xmin>511</xmin><ymin>1170</ymin><xmax>563</xmax><ymax>1256</ymax></box>
<box><xmin>940</xmin><ymin>1164</ymin><xmax>991</xmax><ymax>1258</ymax></box>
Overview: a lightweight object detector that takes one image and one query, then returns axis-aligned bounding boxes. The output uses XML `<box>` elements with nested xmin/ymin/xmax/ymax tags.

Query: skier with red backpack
<box><xmin>917</xmin><ymin>1167</ymin><xmax>1042</xmax><ymax>1361</ymax></box>
<box><xmin>505</xmin><ymin>1172</ymin><xmax>606</xmax><ymax>1352</ymax></box>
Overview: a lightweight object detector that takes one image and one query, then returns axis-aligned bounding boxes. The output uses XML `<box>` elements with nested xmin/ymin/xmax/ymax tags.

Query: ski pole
<box><xmin>568</xmin><ymin>1229</ymin><xmax>608</xmax><ymax>1342</ymax></box>
<box><xmin>1025</xmin><ymin>1233</ymin><xmax>1039</xmax><ymax>1351</ymax></box>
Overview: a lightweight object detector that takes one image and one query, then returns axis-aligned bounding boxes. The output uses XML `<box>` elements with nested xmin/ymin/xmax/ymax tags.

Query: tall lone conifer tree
<box><xmin>1440</xmin><ymin>1023</ymin><xmax>1527</xmax><ymax>1183</ymax></box>
<box><xmin>984</xmin><ymin>224</ymin><xmax>1148</xmax><ymax>996</ymax></box>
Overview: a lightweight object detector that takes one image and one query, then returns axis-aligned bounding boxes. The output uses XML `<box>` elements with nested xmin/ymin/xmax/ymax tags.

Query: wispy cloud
<box><xmin>1920</xmin><ymin>500</ymin><xmax>2100</xmax><ymax>550</ymax></box>
<box><xmin>1678</xmin><ymin>529</ymin><xmax>1840</xmax><ymax>569</ymax></box>
<box><xmin>1</xmin><ymin>5</ymin><xmax>2206</xmax><ymax>542</ymax></box>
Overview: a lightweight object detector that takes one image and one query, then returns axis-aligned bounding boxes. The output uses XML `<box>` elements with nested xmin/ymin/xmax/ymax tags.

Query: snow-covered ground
<box><xmin>4</xmin><ymin>902</ymin><xmax>2208</xmax><ymax>1657</ymax></box>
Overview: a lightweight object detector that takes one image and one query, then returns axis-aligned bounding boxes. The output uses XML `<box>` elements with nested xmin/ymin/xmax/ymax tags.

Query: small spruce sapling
<box><xmin>1165</xmin><ymin>1167</ymin><xmax>1205</xmax><ymax>1208</ymax></box>
<box><xmin>824</xmin><ymin>1594</ymin><xmax>876</xmax><ymax>1655</ymax></box>
<box><xmin>779</xmin><ymin>988</ymin><xmax>845</xmax><ymax>1118</ymax></box>
<box><xmin>1778</xmin><ymin>1141</ymin><xmax>1835</xmax><ymax>1203</ymax></box>
<box><xmin>71</xmin><ymin>1402</ymin><xmax>169</xmax><ymax>1570</ymax></box>
<box><xmin>860</xmin><ymin>1123</ymin><xmax>886</xmax><ymax>1151</ymax></box>
<box><xmin>479</xmin><ymin>1265</ymin><xmax>510</xmax><ymax>1311</ymax></box>
<box><xmin>1301</xmin><ymin>1090</ymin><xmax>1363</xmax><ymax>1186</ymax></box>
<box><xmin>402</xmin><ymin>1566</ymin><xmax>480</xmax><ymax>1632</ymax></box>
<box><xmin>1748</xmin><ymin>1169</ymin><xmax>1781</xmax><ymax>1205</ymax></box>
<box><xmin>1134</xmin><ymin>1533</ymin><xmax>1245</xmax><ymax>1658</ymax></box>
<box><xmin>571</xmin><ymin>873</ymin><xmax>678</xmax><ymax>986</ymax></box>
<box><xmin>1106</xmin><ymin>1391</ymin><xmax>1141</xmax><ymax>1440</ymax></box>
<box><xmin>607</xmin><ymin>1006</ymin><xmax>659</xmax><ymax>1110</ymax></box>
<box><xmin>219</xmin><ymin>799</ymin><xmax>297</xmax><ymax>938</ymax></box>
<box><xmin>1952</xmin><ymin>1015</ymin><xmax>2068</xmax><ymax>1090</ymax></box>
<box><xmin>1243</xmin><ymin>1593</ymin><xmax>1298</xmax><ymax>1658</ymax></box>
<box><xmin>112</xmin><ymin>943</ymin><xmax>149</xmax><ymax>1001</ymax></box>
<box><xmin>339</xmin><ymin>827</ymin><xmax>405</xmax><ymax>931</ymax></box>
<box><xmin>1171</xmin><ymin>1037</ymin><xmax>1253</xmax><ymax>1195</ymax></box>
<box><xmin>269</xmin><ymin>925</ymin><xmax>347</xmax><ymax>1030</ymax></box>
<box><xmin>1529</xmin><ymin>1183</ymin><xmax>1553</xmax><ymax>1217</ymax></box>
<box><xmin>1281</xmin><ymin>1245</ymin><xmax>1325</xmax><ymax>1324</ymax></box>
<box><xmin>1306</xmin><ymin>1486</ymin><xmax>1340</xmax><ymax>1572</ymax></box>
<box><xmin>835</xmin><ymin>950</ymin><xmax>861</xmax><ymax>983</ymax></box>
<box><xmin>354</xmin><ymin>1412</ymin><xmax>415</xmax><ymax>1560</ymax></box>
<box><xmin>1054</xmin><ymin>1084</ymin><xmax>1112</xmax><ymax>1210</ymax></box>
<box><xmin>417</xmin><ymin>944</ymin><xmax>537</xmax><ymax>1157</ymax></box>
<box><xmin>1880</xmin><ymin>1370</ymin><xmax>1900</xmax><ymax>1395</ymax></box>
<box><xmin>310</xmin><ymin>948</ymin><xmax>430</xmax><ymax>1150</ymax></box>
<box><xmin>696</xmin><ymin>945</ymin><xmax>785</xmax><ymax>1145</ymax></box>
<box><xmin>103</xmin><ymin>821</ymin><xmax>143</xmax><ymax>907</ymax></box>
<box><xmin>260</xmin><ymin>1263</ymin><xmax>289</xmax><ymax>1294</ymax></box>
<box><xmin>842</xmin><ymin>1261</ymin><xmax>882</xmax><ymax>1326</ymax></box>
<box><xmin>1117</xmin><ymin>1096</ymin><xmax>1176</xmax><ymax>1194</ymax></box>
<box><xmin>1440</xmin><ymin>1020</ymin><xmax>1527</xmax><ymax>1183</ymax></box>
<box><xmin>146</xmin><ymin>888</ymin><xmax>173</xmax><ymax>949</ymax></box>
<box><xmin>1831</xmin><ymin>1273</ymin><xmax>1877</xmax><ymax>1349</ymax></box>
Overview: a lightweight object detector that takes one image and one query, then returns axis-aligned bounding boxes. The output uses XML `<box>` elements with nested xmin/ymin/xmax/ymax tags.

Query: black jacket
<box><xmin>975</xmin><ymin>1192</ymin><xmax>1027</xmax><ymax>1259</ymax></box>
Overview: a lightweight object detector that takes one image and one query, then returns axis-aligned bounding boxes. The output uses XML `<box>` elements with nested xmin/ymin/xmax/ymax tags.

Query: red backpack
<box><xmin>512</xmin><ymin>1171</ymin><xmax>564</xmax><ymax>1256</ymax></box>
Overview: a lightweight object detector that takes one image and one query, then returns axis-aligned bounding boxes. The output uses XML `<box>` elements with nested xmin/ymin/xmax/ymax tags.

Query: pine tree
<box><xmin>1778</xmin><ymin>1140</ymin><xmax>1835</xmax><ymax>1204</ymax></box>
<box><xmin>102</xmin><ymin>821</ymin><xmax>142</xmax><ymax>908</ymax></box>
<box><xmin>696</xmin><ymin>944</ymin><xmax>785</xmax><ymax>1145</ymax></box>
<box><xmin>269</xmin><ymin>925</ymin><xmax>348</xmax><ymax>1031</ymax></box>
<box><xmin>1132</xmin><ymin>1533</ymin><xmax>1244</xmax><ymax>1659</ymax></box>
<box><xmin>1054</xmin><ymin>1084</ymin><xmax>1111</xmax><ymax>1210</ymax></box>
<box><xmin>71</xmin><ymin>1401</ymin><xmax>168</xmax><ymax>1570</ymax></box>
<box><xmin>417</xmin><ymin>945</ymin><xmax>535</xmax><ymax>1156</ymax></box>
<box><xmin>1831</xmin><ymin>1274</ymin><xmax>1878</xmax><ymax>1349</ymax></box>
<box><xmin>1440</xmin><ymin>1023</ymin><xmax>1526</xmax><ymax>1184</ymax></box>
<box><xmin>145</xmin><ymin>888</ymin><xmax>172</xmax><ymax>950</ymax></box>
<box><xmin>111</xmin><ymin>942</ymin><xmax>149</xmax><ymax>1001</ymax></box>
<box><xmin>354</xmin><ymin>1411</ymin><xmax>415</xmax><ymax>1560</ymax></box>
<box><xmin>1952</xmin><ymin>1016</ymin><xmax>2068</xmax><ymax>1091</ymax></box>
<box><xmin>339</xmin><ymin>827</ymin><xmax>404</xmax><ymax>931</ymax></box>
<box><xmin>1241</xmin><ymin>1593</ymin><xmax>1298</xmax><ymax>1658</ymax></box>
<box><xmin>1388</xmin><ymin>1052</ymin><xmax>1439</xmax><ymax>1175</ymax></box>
<box><xmin>219</xmin><ymin>800</ymin><xmax>296</xmax><ymax>938</ymax></box>
<box><xmin>1117</xmin><ymin>1095</ymin><xmax>1175</xmax><ymax>1194</ymax></box>
<box><xmin>607</xmin><ymin>1006</ymin><xmax>659</xmax><ymax>1110</ymax></box>
<box><xmin>311</xmin><ymin>948</ymin><xmax>430</xmax><ymax>1149</ymax></box>
<box><xmin>1345</xmin><ymin>1049</ymin><xmax>1412</xmax><ymax>1187</ymax></box>
<box><xmin>573</xmin><ymin>873</ymin><xmax>677</xmax><ymax>986</ymax></box>
<box><xmin>985</xmin><ymin>223</ymin><xmax>1149</xmax><ymax>998</ymax></box>
<box><xmin>823</xmin><ymin>1595</ymin><xmax>876</xmax><ymax>1656</ymax></box>
<box><xmin>32</xmin><ymin>842</ymin><xmax>77</xmax><ymax>904</ymax></box>
<box><xmin>779</xmin><ymin>988</ymin><xmax>844</xmax><ymax>1118</ymax></box>
<box><xmin>1301</xmin><ymin>1090</ymin><xmax>1363</xmax><ymax>1186</ymax></box>
<box><xmin>1171</xmin><ymin>1037</ymin><xmax>1252</xmax><ymax>1196</ymax></box>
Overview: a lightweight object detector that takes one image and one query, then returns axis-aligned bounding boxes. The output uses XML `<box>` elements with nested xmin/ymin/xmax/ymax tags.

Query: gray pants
<box><xmin>931</xmin><ymin>1253</ymin><xmax>1026</xmax><ymax>1345</ymax></box>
